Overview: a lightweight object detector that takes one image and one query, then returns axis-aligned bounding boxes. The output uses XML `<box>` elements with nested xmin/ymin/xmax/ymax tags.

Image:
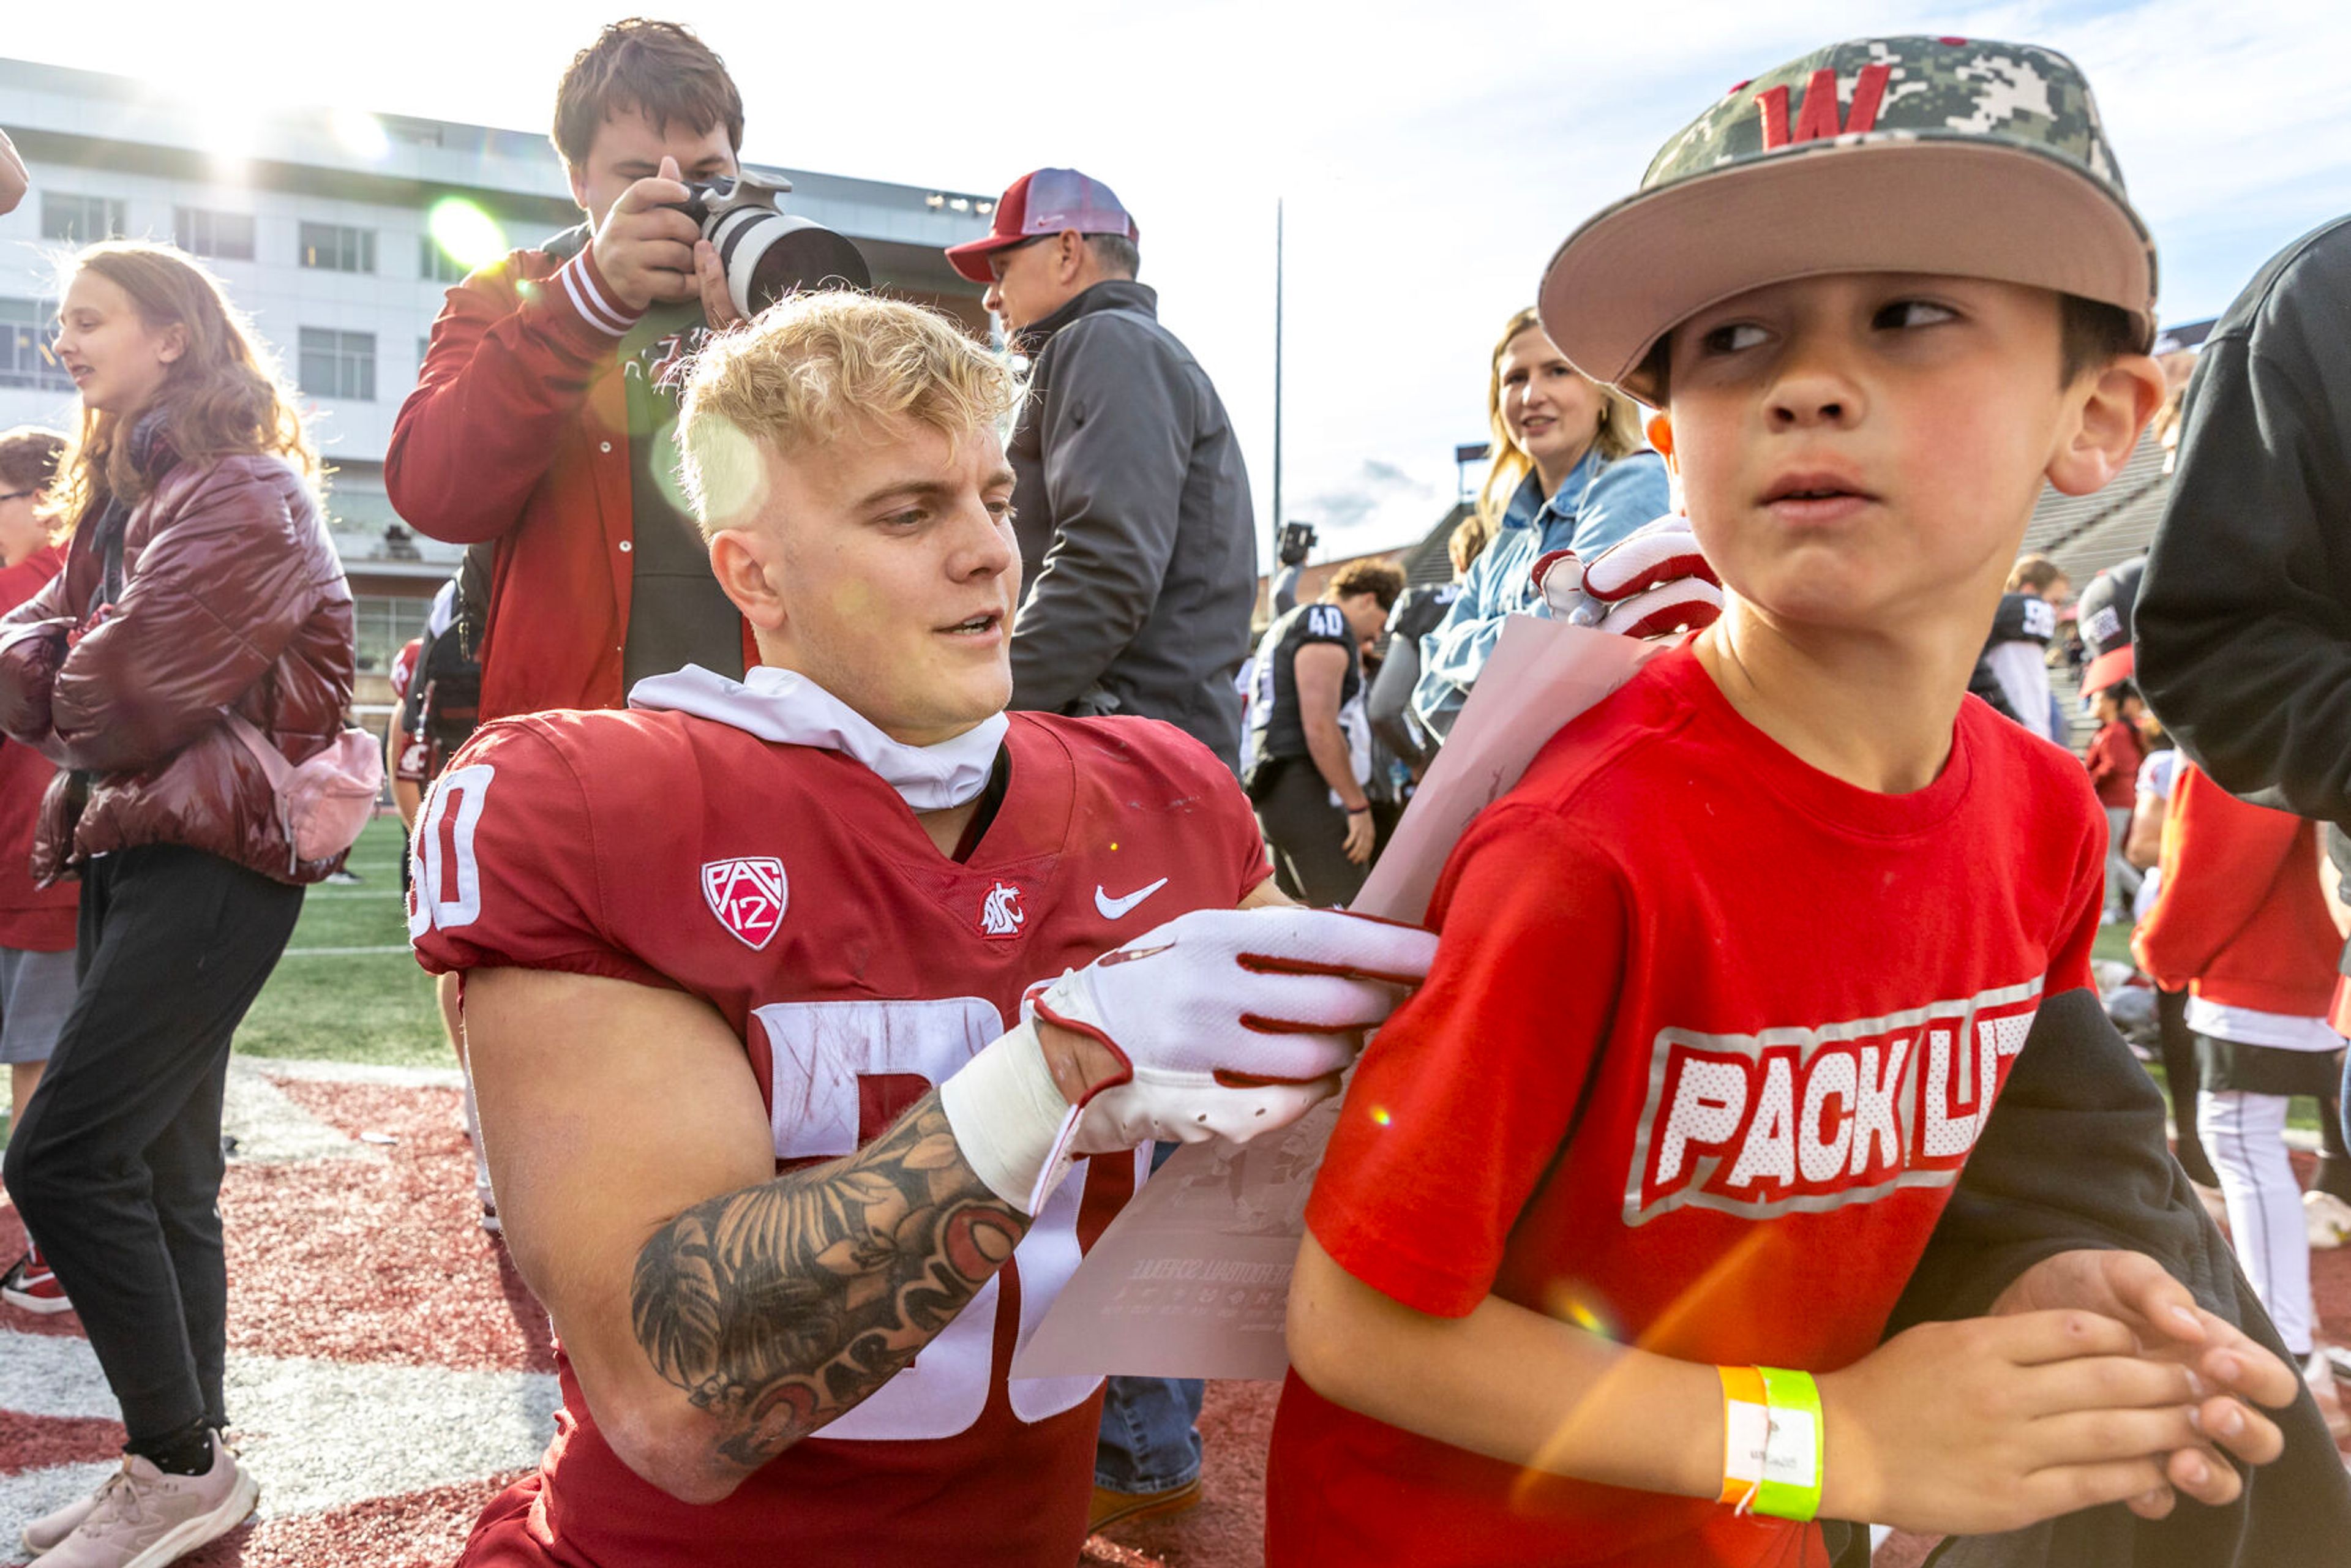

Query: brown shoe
<box><xmin>1089</xmin><ymin>1478</ymin><xmax>1202</xmax><ymax>1532</ymax></box>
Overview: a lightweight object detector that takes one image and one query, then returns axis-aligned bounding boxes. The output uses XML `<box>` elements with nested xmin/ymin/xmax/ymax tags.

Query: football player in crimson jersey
<box><xmin>1270</xmin><ymin>36</ymin><xmax>2327</xmax><ymax>1568</ymax></box>
<box><xmin>406</xmin><ymin>292</ymin><xmax>1436</xmax><ymax>1567</ymax></box>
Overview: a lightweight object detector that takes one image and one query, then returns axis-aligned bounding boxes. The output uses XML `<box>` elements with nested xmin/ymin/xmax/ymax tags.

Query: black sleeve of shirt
<box><xmin>2139</xmin><ymin>218</ymin><xmax>2351</xmax><ymax>830</ymax></box>
<box><xmin>1008</xmin><ymin>317</ymin><xmax>1192</xmax><ymax>715</ymax></box>
<box><xmin>1886</xmin><ymin>987</ymin><xmax>2351</xmax><ymax>1567</ymax></box>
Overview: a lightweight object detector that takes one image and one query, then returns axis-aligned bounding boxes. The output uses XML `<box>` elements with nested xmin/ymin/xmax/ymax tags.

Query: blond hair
<box><xmin>1447</xmin><ymin>511</ymin><xmax>1491</xmax><ymax>578</ymax></box>
<box><xmin>47</xmin><ymin>242</ymin><xmax>317</xmax><ymax>529</ymax></box>
<box><xmin>1477</xmin><ymin>306</ymin><xmax>1641</xmax><ymax>531</ymax></box>
<box><xmin>675</xmin><ymin>292</ymin><xmax>1018</xmax><ymax>536</ymax></box>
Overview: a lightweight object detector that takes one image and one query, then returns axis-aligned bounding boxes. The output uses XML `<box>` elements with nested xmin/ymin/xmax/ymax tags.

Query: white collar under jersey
<box><xmin>627</xmin><ymin>664</ymin><xmax>1008</xmax><ymax>812</ymax></box>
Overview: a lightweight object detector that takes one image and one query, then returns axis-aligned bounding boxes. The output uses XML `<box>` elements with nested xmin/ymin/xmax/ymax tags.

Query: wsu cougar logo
<box><xmin>702</xmin><ymin>857</ymin><xmax>788</xmax><ymax>951</ymax></box>
<box><xmin>978</xmin><ymin>880</ymin><xmax>1026</xmax><ymax>939</ymax></box>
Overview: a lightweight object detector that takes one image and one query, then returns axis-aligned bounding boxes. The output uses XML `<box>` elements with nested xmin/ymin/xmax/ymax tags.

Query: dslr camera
<box><xmin>1278</xmin><ymin>520</ymin><xmax>1319</xmax><ymax>569</ymax></box>
<box><xmin>674</xmin><ymin>171</ymin><xmax>872</xmax><ymax>320</ymax></box>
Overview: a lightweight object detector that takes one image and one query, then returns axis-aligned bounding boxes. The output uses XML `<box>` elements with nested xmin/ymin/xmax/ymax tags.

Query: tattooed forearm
<box><xmin>629</xmin><ymin>1089</ymin><xmax>1027</xmax><ymax>1476</ymax></box>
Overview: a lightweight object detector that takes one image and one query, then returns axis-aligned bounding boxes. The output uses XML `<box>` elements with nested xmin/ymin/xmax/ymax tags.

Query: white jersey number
<box><xmin>406</xmin><ymin>762</ymin><xmax>493</xmax><ymax>937</ymax></box>
<box><xmin>754</xmin><ymin>997</ymin><xmax>1102</xmax><ymax>1438</ymax></box>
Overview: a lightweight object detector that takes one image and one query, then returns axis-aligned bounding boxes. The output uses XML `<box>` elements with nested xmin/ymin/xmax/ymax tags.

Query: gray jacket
<box><xmin>1007</xmin><ymin>280</ymin><xmax>1256</xmax><ymax>770</ymax></box>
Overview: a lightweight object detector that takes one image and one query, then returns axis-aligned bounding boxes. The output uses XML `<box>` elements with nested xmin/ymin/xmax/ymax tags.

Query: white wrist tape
<box><xmin>937</xmin><ymin>1018</ymin><xmax>1084</xmax><ymax>1217</ymax></box>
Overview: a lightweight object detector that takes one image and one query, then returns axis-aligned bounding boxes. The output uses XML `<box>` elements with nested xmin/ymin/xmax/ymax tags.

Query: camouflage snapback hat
<box><xmin>1540</xmin><ymin>36</ymin><xmax>2158</xmax><ymax>403</ymax></box>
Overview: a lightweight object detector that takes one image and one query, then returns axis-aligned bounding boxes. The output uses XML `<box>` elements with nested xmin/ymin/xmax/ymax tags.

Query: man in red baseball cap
<box><xmin>946</xmin><ymin>168</ymin><xmax>1139</xmax><ymax>305</ymax></box>
<box><xmin>950</xmin><ymin>167</ymin><xmax>1258</xmax><ymax>1531</ymax></box>
<box><xmin>944</xmin><ymin>167</ymin><xmax>1256</xmax><ymax>779</ymax></box>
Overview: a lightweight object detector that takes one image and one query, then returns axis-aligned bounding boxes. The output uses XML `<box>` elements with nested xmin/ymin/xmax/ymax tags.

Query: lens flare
<box><xmin>427</xmin><ymin>198</ymin><xmax>508</xmax><ymax>273</ymax></box>
<box><xmin>331</xmin><ymin>109</ymin><xmax>390</xmax><ymax>161</ymax></box>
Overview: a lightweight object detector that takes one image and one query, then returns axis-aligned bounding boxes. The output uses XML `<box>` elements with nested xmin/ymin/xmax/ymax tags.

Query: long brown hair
<box><xmin>44</xmin><ymin>242</ymin><xmax>317</xmax><ymax>529</ymax></box>
<box><xmin>1476</xmin><ymin>306</ymin><xmax>1643</xmax><ymax>530</ymax></box>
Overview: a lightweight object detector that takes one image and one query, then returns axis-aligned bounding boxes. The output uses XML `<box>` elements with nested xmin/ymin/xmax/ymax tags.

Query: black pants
<box><xmin>1251</xmin><ymin>759</ymin><xmax>1368</xmax><ymax>908</ymax></box>
<box><xmin>3</xmin><ymin>844</ymin><xmax>303</xmax><ymax>1446</ymax></box>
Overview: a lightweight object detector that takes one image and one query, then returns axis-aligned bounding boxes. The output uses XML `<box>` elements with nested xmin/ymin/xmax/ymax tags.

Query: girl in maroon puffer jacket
<box><xmin>0</xmin><ymin>242</ymin><xmax>355</xmax><ymax>1566</ymax></box>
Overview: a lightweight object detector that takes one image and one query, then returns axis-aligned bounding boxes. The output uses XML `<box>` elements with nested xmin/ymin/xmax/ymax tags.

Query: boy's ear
<box><xmin>2046</xmin><ymin>353</ymin><xmax>2165</xmax><ymax>498</ymax></box>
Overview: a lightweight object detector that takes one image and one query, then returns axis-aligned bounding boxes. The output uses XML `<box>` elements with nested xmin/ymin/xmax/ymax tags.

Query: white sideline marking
<box><xmin>222</xmin><ymin>1067</ymin><xmax>377</xmax><ymax>1164</ymax></box>
<box><xmin>0</xmin><ymin>1329</ymin><xmax>558</xmax><ymax>1525</ymax></box>
<box><xmin>243</xmin><ymin>1058</ymin><xmax>465</xmax><ymax>1090</ymax></box>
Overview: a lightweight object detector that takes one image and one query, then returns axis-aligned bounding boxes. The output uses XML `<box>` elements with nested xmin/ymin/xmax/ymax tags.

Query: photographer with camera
<box><xmin>947</xmin><ymin>170</ymin><xmax>1257</xmax><ymax>771</ymax></box>
<box><xmin>389</xmin><ymin>20</ymin><xmax>861</xmax><ymax>723</ymax></box>
<box><xmin>1269</xmin><ymin>520</ymin><xmax>1317</xmax><ymax>617</ymax></box>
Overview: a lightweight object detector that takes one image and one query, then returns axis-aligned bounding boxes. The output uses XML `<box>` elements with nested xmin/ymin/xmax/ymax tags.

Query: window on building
<box><xmin>299</xmin><ymin>222</ymin><xmax>377</xmax><ymax>273</ymax></box>
<box><xmin>350</xmin><ymin>594</ymin><xmax>433</xmax><ymax>676</ymax></box>
<box><xmin>298</xmin><ymin>328</ymin><xmax>377</xmax><ymax>401</ymax></box>
<box><xmin>418</xmin><ymin>233</ymin><xmax>470</xmax><ymax>284</ymax></box>
<box><xmin>173</xmin><ymin>208</ymin><xmax>257</xmax><ymax>261</ymax></box>
<box><xmin>0</xmin><ymin>299</ymin><xmax>73</xmax><ymax>392</ymax></box>
<box><xmin>40</xmin><ymin>193</ymin><xmax>127</xmax><ymax>244</ymax></box>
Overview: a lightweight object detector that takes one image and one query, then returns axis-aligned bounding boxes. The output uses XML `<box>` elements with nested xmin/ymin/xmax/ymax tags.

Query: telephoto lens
<box><xmin>680</xmin><ymin>171</ymin><xmax>872</xmax><ymax>318</ymax></box>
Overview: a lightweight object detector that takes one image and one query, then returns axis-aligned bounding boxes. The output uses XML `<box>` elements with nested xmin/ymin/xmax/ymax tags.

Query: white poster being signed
<box><xmin>1014</xmin><ymin>617</ymin><xmax>1659</xmax><ymax>1382</ymax></box>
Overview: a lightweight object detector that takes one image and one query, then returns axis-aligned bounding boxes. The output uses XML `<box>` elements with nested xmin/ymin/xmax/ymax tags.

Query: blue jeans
<box><xmin>1094</xmin><ymin>1142</ymin><xmax>1205</xmax><ymax>1494</ymax></box>
<box><xmin>1095</xmin><ymin>1373</ymin><xmax>1205</xmax><ymax>1493</ymax></box>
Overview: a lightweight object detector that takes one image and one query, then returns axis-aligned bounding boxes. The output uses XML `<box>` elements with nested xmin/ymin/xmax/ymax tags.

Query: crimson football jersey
<box><xmin>1267</xmin><ymin>642</ymin><xmax>2104</xmax><ymax>1567</ymax></box>
<box><xmin>408</xmin><ymin>686</ymin><xmax>1269</xmax><ymax>1568</ymax></box>
<box><xmin>388</xmin><ymin>636</ymin><xmax>430</xmax><ymax>784</ymax></box>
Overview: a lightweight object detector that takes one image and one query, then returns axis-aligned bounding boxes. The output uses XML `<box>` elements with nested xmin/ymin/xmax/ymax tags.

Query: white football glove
<box><xmin>1531</xmin><ymin>514</ymin><xmax>1723</xmax><ymax>639</ymax></box>
<box><xmin>939</xmin><ymin>907</ymin><xmax>1437</xmax><ymax>1214</ymax></box>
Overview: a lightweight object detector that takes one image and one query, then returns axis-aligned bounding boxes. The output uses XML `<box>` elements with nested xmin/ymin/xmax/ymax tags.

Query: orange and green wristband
<box><xmin>1717</xmin><ymin>1365</ymin><xmax>1824</xmax><ymax>1521</ymax></box>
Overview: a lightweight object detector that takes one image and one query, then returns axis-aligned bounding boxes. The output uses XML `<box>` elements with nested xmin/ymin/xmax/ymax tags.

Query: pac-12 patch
<box><xmin>703</xmin><ymin>857</ymin><xmax>789</xmax><ymax>950</ymax></box>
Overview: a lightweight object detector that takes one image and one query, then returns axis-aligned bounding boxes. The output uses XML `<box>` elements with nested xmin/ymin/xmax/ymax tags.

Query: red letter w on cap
<box><xmin>1756</xmin><ymin>64</ymin><xmax>1891</xmax><ymax>150</ymax></box>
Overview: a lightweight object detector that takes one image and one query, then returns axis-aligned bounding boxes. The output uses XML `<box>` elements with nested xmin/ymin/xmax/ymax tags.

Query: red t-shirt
<box><xmin>408</xmin><ymin>694</ymin><xmax>1269</xmax><ymax>1568</ymax></box>
<box><xmin>1267</xmin><ymin>644</ymin><xmax>2103</xmax><ymax>1568</ymax></box>
<box><xmin>2084</xmin><ymin>720</ymin><xmax>2146</xmax><ymax>809</ymax></box>
<box><xmin>0</xmin><ymin>541</ymin><xmax>78</xmax><ymax>951</ymax></box>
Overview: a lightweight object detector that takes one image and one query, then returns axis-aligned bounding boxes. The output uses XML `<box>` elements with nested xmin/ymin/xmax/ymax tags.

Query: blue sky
<box><xmin>16</xmin><ymin>0</ymin><xmax>2350</xmax><ymax>558</ymax></box>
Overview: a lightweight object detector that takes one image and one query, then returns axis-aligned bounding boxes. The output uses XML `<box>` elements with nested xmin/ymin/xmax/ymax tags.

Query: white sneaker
<box><xmin>42</xmin><ymin>1433</ymin><xmax>258</xmax><ymax>1568</ymax></box>
<box><xmin>2307</xmin><ymin>1352</ymin><xmax>2351</xmax><ymax>1443</ymax></box>
<box><xmin>2306</xmin><ymin>1189</ymin><xmax>2351</xmax><ymax>1249</ymax></box>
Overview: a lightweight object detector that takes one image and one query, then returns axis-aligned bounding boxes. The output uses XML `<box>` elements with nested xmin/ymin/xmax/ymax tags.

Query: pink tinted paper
<box><xmin>1013</xmin><ymin>618</ymin><xmax>1658</xmax><ymax>1381</ymax></box>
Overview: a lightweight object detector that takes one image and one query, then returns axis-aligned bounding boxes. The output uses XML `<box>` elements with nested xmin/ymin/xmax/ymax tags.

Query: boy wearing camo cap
<box><xmin>1268</xmin><ymin>37</ymin><xmax>2311</xmax><ymax>1567</ymax></box>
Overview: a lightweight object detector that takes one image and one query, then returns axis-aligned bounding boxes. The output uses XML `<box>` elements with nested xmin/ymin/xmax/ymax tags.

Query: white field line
<box><xmin>0</xmin><ymin>1327</ymin><xmax>558</xmax><ymax>1524</ymax></box>
<box><xmin>240</xmin><ymin>1057</ymin><xmax>465</xmax><ymax>1090</ymax></box>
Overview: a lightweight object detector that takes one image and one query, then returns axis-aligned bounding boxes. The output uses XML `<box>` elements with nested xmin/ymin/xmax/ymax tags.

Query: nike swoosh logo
<box><xmin>1095</xmin><ymin>877</ymin><xmax>1171</xmax><ymax>920</ymax></box>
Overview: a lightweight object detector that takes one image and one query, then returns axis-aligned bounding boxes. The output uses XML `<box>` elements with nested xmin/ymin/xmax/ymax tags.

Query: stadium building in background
<box><xmin>0</xmin><ymin>56</ymin><xmax>993</xmax><ymax>713</ymax></box>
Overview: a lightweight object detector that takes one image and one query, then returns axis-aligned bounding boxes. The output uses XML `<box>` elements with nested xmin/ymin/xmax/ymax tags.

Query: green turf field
<box><xmin>233</xmin><ymin>816</ymin><xmax>451</xmax><ymax>1070</ymax></box>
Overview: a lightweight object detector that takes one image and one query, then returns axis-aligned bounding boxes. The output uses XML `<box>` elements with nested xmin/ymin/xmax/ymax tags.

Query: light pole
<box><xmin>1272</xmin><ymin>198</ymin><xmax>1283</xmax><ymax>558</ymax></box>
